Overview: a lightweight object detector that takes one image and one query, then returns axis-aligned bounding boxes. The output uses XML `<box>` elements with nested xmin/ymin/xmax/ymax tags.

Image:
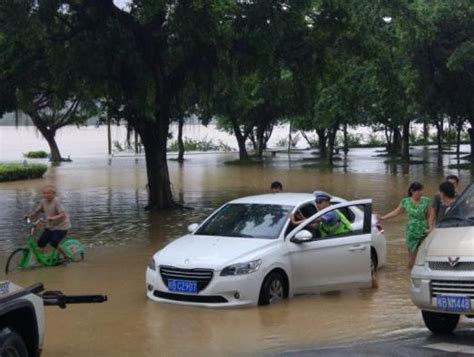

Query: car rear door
<box><xmin>286</xmin><ymin>199</ymin><xmax>372</xmax><ymax>294</ymax></box>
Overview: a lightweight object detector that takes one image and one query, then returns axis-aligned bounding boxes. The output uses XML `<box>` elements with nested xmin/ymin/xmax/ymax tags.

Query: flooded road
<box><xmin>0</xmin><ymin>126</ymin><xmax>473</xmax><ymax>355</ymax></box>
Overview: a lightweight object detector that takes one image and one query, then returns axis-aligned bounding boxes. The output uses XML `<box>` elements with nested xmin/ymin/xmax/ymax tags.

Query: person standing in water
<box><xmin>429</xmin><ymin>174</ymin><xmax>459</xmax><ymax>227</ymax></box>
<box><xmin>378</xmin><ymin>182</ymin><xmax>431</xmax><ymax>269</ymax></box>
<box><xmin>270</xmin><ymin>181</ymin><xmax>283</xmax><ymax>193</ymax></box>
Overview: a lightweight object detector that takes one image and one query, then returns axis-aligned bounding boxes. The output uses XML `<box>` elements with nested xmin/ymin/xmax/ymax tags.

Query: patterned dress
<box><xmin>401</xmin><ymin>196</ymin><xmax>431</xmax><ymax>253</ymax></box>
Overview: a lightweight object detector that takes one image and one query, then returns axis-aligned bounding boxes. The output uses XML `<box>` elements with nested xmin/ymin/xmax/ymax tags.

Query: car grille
<box><xmin>431</xmin><ymin>280</ymin><xmax>474</xmax><ymax>298</ymax></box>
<box><xmin>154</xmin><ymin>290</ymin><xmax>227</xmax><ymax>303</ymax></box>
<box><xmin>159</xmin><ymin>265</ymin><xmax>213</xmax><ymax>293</ymax></box>
<box><xmin>429</xmin><ymin>261</ymin><xmax>474</xmax><ymax>271</ymax></box>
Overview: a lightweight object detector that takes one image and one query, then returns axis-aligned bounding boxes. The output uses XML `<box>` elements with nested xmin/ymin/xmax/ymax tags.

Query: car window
<box><xmin>285</xmin><ymin>202</ymin><xmax>317</xmax><ymax>235</ymax></box>
<box><xmin>331</xmin><ymin>200</ymin><xmax>356</xmax><ymax>222</ymax></box>
<box><xmin>196</xmin><ymin>203</ymin><xmax>293</xmax><ymax>239</ymax></box>
<box><xmin>438</xmin><ymin>183</ymin><xmax>474</xmax><ymax>228</ymax></box>
<box><xmin>293</xmin><ymin>204</ymin><xmax>368</xmax><ymax>241</ymax></box>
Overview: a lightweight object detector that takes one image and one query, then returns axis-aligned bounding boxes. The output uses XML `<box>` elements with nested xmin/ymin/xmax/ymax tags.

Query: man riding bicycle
<box><xmin>25</xmin><ymin>185</ymin><xmax>71</xmax><ymax>260</ymax></box>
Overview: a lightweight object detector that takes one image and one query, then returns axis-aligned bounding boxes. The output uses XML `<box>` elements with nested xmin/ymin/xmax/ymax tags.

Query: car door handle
<box><xmin>349</xmin><ymin>245</ymin><xmax>367</xmax><ymax>252</ymax></box>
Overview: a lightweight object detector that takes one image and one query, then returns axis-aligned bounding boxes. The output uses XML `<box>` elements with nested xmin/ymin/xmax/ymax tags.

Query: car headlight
<box><xmin>148</xmin><ymin>257</ymin><xmax>156</xmax><ymax>271</ymax></box>
<box><xmin>415</xmin><ymin>240</ymin><xmax>428</xmax><ymax>266</ymax></box>
<box><xmin>220</xmin><ymin>259</ymin><xmax>262</xmax><ymax>276</ymax></box>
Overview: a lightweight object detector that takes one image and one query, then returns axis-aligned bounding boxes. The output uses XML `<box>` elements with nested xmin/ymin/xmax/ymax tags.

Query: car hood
<box><xmin>426</xmin><ymin>227</ymin><xmax>474</xmax><ymax>257</ymax></box>
<box><xmin>154</xmin><ymin>234</ymin><xmax>278</xmax><ymax>270</ymax></box>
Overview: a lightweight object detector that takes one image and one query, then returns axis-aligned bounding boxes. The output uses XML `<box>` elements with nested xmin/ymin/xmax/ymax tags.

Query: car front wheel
<box><xmin>422</xmin><ymin>310</ymin><xmax>460</xmax><ymax>334</ymax></box>
<box><xmin>0</xmin><ymin>327</ymin><xmax>29</xmax><ymax>357</ymax></box>
<box><xmin>258</xmin><ymin>271</ymin><xmax>286</xmax><ymax>306</ymax></box>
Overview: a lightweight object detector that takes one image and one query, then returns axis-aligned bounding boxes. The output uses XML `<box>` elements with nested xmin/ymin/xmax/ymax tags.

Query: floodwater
<box><xmin>0</xmin><ymin>125</ymin><xmax>473</xmax><ymax>356</ymax></box>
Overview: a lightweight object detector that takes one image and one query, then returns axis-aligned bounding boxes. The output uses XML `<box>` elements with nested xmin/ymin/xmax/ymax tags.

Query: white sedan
<box><xmin>146</xmin><ymin>193</ymin><xmax>386</xmax><ymax>307</ymax></box>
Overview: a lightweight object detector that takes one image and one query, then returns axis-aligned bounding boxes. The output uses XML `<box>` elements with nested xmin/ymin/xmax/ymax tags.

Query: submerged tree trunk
<box><xmin>177</xmin><ymin>117</ymin><xmax>185</xmax><ymax>163</ymax></box>
<box><xmin>256</xmin><ymin>121</ymin><xmax>273</xmax><ymax>158</ymax></box>
<box><xmin>248</xmin><ymin>131</ymin><xmax>258</xmax><ymax>152</ymax></box>
<box><xmin>468</xmin><ymin>127</ymin><xmax>474</xmax><ymax>162</ymax></box>
<box><xmin>384</xmin><ymin>126</ymin><xmax>393</xmax><ymax>153</ymax></box>
<box><xmin>138</xmin><ymin>119</ymin><xmax>174</xmax><ymax>210</ymax></box>
<box><xmin>435</xmin><ymin>119</ymin><xmax>444</xmax><ymax>152</ymax></box>
<box><xmin>231</xmin><ymin>121</ymin><xmax>249</xmax><ymax>160</ymax></box>
<box><xmin>327</xmin><ymin>124</ymin><xmax>339</xmax><ymax>165</ymax></box>
<box><xmin>343</xmin><ymin>123</ymin><xmax>349</xmax><ymax>153</ymax></box>
<box><xmin>28</xmin><ymin>112</ymin><xmax>63</xmax><ymax>162</ymax></box>
<box><xmin>391</xmin><ymin>127</ymin><xmax>402</xmax><ymax>156</ymax></box>
<box><xmin>401</xmin><ymin>122</ymin><xmax>410</xmax><ymax>161</ymax></box>
<box><xmin>316</xmin><ymin>128</ymin><xmax>327</xmax><ymax>159</ymax></box>
<box><xmin>300</xmin><ymin>130</ymin><xmax>317</xmax><ymax>148</ymax></box>
<box><xmin>456</xmin><ymin>122</ymin><xmax>462</xmax><ymax>158</ymax></box>
<box><xmin>107</xmin><ymin>118</ymin><xmax>112</xmax><ymax>155</ymax></box>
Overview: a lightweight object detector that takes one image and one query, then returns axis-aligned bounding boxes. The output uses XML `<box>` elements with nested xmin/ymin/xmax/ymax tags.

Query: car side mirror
<box><xmin>290</xmin><ymin>230</ymin><xmax>313</xmax><ymax>243</ymax></box>
<box><xmin>188</xmin><ymin>223</ymin><xmax>199</xmax><ymax>233</ymax></box>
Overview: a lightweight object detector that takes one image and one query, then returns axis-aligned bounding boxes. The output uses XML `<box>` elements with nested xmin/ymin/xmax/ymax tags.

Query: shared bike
<box><xmin>5</xmin><ymin>218</ymin><xmax>85</xmax><ymax>274</ymax></box>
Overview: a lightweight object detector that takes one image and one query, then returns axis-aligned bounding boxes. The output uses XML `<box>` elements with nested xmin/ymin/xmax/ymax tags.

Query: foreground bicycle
<box><xmin>5</xmin><ymin>218</ymin><xmax>85</xmax><ymax>274</ymax></box>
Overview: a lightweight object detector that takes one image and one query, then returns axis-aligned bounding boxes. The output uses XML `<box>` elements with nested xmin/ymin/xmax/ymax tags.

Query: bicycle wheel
<box><xmin>61</xmin><ymin>239</ymin><xmax>85</xmax><ymax>262</ymax></box>
<box><xmin>5</xmin><ymin>249</ymin><xmax>29</xmax><ymax>274</ymax></box>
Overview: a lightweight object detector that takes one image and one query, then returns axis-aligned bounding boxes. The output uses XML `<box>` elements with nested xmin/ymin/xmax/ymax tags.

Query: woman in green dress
<box><xmin>379</xmin><ymin>182</ymin><xmax>431</xmax><ymax>269</ymax></box>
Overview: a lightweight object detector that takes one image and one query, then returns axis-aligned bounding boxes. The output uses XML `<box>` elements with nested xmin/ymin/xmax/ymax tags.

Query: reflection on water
<box><xmin>0</xmin><ymin>126</ymin><xmax>473</xmax><ymax>355</ymax></box>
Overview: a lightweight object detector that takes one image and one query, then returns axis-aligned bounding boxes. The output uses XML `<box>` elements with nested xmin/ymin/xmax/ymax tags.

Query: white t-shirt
<box><xmin>36</xmin><ymin>197</ymin><xmax>71</xmax><ymax>231</ymax></box>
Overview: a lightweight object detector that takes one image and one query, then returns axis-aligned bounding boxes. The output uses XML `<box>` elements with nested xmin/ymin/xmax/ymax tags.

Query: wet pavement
<box><xmin>282</xmin><ymin>329</ymin><xmax>474</xmax><ymax>356</ymax></box>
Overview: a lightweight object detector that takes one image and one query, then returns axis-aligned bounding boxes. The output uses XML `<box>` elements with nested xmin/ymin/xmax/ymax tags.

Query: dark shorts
<box><xmin>38</xmin><ymin>229</ymin><xmax>68</xmax><ymax>248</ymax></box>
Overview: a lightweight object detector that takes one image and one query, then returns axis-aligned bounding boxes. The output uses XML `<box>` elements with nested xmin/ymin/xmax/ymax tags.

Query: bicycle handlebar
<box><xmin>25</xmin><ymin>217</ymin><xmax>45</xmax><ymax>225</ymax></box>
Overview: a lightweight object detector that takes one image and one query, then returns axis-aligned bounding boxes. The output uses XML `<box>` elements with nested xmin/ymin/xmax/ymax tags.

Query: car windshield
<box><xmin>438</xmin><ymin>183</ymin><xmax>474</xmax><ymax>228</ymax></box>
<box><xmin>195</xmin><ymin>203</ymin><xmax>293</xmax><ymax>239</ymax></box>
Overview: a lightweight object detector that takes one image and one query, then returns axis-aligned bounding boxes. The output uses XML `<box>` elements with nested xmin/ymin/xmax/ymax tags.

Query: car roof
<box><xmin>228</xmin><ymin>193</ymin><xmax>346</xmax><ymax>206</ymax></box>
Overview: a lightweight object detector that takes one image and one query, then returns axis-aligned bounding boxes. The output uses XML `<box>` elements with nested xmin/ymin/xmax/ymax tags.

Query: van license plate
<box><xmin>437</xmin><ymin>295</ymin><xmax>471</xmax><ymax>312</ymax></box>
<box><xmin>168</xmin><ymin>279</ymin><xmax>198</xmax><ymax>294</ymax></box>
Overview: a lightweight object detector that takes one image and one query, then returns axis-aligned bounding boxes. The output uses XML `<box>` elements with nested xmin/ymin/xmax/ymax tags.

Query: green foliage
<box><xmin>167</xmin><ymin>137</ymin><xmax>232</xmax><ymax>152</ymax></box>
<box><xmin>366</xmin><ymin>134</ymin><xmax>385</xmax><ymax>147</ymax></box>
<box><xmin>0</xmin><ymin>163</ymin><xmax>48</xmax><ymax>182</ymax></box>
<box><xmin>346</xmin><ymin>133</ymin><xmax>362</xmax><ymax>147</ymax></box>
<box><xmin>23</xmin><ymin>151</ymin><xmax>48</xmax><ymax>159</ymax></box>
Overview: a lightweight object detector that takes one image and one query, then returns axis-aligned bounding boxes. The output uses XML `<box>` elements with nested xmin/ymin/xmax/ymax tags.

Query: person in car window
<box><xmin>435</xmin><ymin>181</ymin><xmax>457</xmax><ymax>222</ymax></box>
<box><xmin>379</xmin><ymin>182</ymin><xmax>431</xmax><ymax>269</ymax></box>
<box><xmin>313</xmin><ymin>192</ymin><xmax>352</xmax><ymax>237</ymax></box>
<box><xmin>430</xmin><ymin>174</ymin><xmax>459</xmax><ymax>227</ymax></box>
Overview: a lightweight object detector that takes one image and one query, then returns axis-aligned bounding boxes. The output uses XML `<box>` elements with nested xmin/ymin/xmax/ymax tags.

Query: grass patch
<box><xmin>168</xmin><ymin>138</ymin><xmax>232</xmax><ymax>152</ymax></box>
<box><xmin>0</xmin><ymin>163</ymin><xmax>48</xmax><ymax>182</ymax></box>
<box><xmin>23</xmin><ymin>150</ymin><xmax>48</xmax><ymax>159</ymax></box>
<box><xmin>448</xmin><ymin>163</ymin><xmax>473</xmax><ymax>170</ymax></box>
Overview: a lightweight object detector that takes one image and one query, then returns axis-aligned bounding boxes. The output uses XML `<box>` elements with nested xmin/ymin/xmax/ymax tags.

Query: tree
<box><xmin>51</xmin><ymin>0</ymin><xmax>233</xmax><ymax>209</ymax></box>
<box><xmin>411</xmin><ymin>0</ymin><xmax>474</xmax><ymax>161</ymax></box>
<box><xmin>0</xmin><ymin>0</ymin><xmax>96</xmax><ymax>162</ymax></box>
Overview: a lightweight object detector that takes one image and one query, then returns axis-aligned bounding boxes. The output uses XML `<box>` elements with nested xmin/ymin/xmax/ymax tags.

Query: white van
<box><xmin>411</xmin><ymin>182</ymin><xmax>474</xmax><ymax>334</ymax></box>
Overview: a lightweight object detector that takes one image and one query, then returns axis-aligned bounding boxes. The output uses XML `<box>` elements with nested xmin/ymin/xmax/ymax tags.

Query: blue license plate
<box><xmin>437</xmin><ymin>295</ymin><xmax>471</xmax><ymax>312</ymax></box>
<box><xmin>167</xmin><ymin>279</ymin><xmax>198</xmax><ymax>294</ymax></box>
